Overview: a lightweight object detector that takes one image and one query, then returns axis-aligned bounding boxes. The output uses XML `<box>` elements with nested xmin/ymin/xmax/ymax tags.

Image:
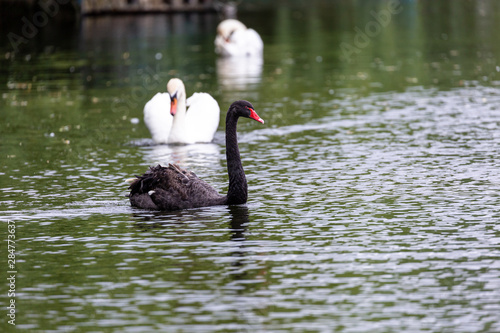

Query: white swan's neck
<box><xmin>169</xmin><ymin>92</ymin><xmax>191</xmax><ymax>143</ymax></box>
<box><xmin>172</xmin><ymin>97</ymin><xmax>187</xmax><ymax>127</ymax></box>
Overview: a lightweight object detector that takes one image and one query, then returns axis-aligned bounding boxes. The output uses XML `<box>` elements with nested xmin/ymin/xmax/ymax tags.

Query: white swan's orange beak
<box><xmin>170</xmin><ymin>96</ymin><xmax>178</xmax><ymax>116</ymax></box>
<box><xmin>249</xmin><ymin>108</ymin><xmax>264</xmax><ymax>124</ymax></box>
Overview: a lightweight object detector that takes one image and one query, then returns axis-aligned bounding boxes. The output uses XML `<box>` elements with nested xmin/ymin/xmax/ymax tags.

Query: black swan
<box><xmin>128</xmin><ymin>100</ymin><xmax>264</xmax><ymax>211</ymax></box>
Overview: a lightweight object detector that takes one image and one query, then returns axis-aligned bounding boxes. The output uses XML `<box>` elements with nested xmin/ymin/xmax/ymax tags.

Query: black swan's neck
<box><xmin>226</xmin><ymin>112</ymin><xmax>248</xmax><ymax>205</ymax></box>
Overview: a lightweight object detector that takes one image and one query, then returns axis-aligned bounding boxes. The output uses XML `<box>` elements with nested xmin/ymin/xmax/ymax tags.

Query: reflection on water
<box><xmin>227</xmin><ymin>205</ymin><xmax>249</xmax><ymax>278</ymax></box>
<box><xmin>138</xmin><ymin>142</ymin><xmax>221</xmax><ymax>169</ymax></box>
<box><xmin>2</xmin><ymin>1</ymin><xmax>500</xmax><ymax>332</ymax></box>
<box><xmin>216</xmin><ymin>56</ymin><xmax>263</xmax><ymax>91</ymax></box>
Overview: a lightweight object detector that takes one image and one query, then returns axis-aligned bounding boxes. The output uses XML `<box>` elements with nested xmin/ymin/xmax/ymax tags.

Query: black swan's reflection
<box><xmin>131</xmin><ymin>205</ymin><xmax>249</xmax><ymax>242</ymax></box>
<box><xmin>131</xmin><ymin>205</ymin><xmax>266</xmax><ymax>296</ymax></box>
<box><xmin>131</xmin><ymin>205</ymin><xmax>250</xmax><ymax>277</ymax></box>
<box><xmin>228</xmin><ymin>205</ymin><xmax>249</xmax><ymax>241</ymax></box>
<box><xmin>227</xmin><ymin>205</ymin><xmax>249</xmax><ymax>278</ymax></box>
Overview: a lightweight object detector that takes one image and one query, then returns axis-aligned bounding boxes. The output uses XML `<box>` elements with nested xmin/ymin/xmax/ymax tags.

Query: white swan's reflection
<box><xmin>141</xmin><ymin>143</ymin><xmax>221</xmax><ymax>171</ymax></box>
<box><xmin>216</xmin><ymin>56</ymin><xmax>263</xmax><ymax>91</ymax></box>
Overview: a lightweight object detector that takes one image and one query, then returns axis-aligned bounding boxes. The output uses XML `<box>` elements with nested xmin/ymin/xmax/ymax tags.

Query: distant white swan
<box><xmin>143</xmin><ymin>78</ymin><xmax>220</xmax><ymax>144</ymax></box>
<box><xmin>215</xmin><ymin>19</ymin><xmax>263</xmax><ymax>57</ymax></box>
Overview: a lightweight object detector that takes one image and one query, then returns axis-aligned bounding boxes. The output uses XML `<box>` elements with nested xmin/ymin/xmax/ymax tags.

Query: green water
<box><xmin>1</xmin><ymin>1</ymin><xmax>500</xmax><ymax>332</ymax></box>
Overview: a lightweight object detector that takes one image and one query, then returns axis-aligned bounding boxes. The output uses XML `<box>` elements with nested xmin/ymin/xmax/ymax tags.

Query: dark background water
<box><xmin>1</xmin><ymin>1</ymin><xmax>500</xmax><ymax>332</ymax></box>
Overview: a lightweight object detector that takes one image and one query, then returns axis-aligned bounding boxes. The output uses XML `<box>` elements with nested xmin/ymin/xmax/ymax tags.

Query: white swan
<box><xmin>143</xmin><ymin>79</ymin><xmax>220</xmax><ymax>144</ymax></box>
<box><xmin>167</xmin><ymin>78</ymin><xmax>220</xmax><ymax>144</ymax></box>
<box><xmin>215</xmin><ymin>19</ymin><xmax>263</xmax><ymax>57</ymax></box>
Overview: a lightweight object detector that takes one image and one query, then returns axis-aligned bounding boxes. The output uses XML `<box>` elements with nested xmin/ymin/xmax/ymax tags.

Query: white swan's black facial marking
<box><xmin>170</xmin><ymin>90</ymin><xmax>184</xmax><ymax>116</ymax></box>
<box><xmin>170</xmin><ymin>92</ymin><xmax>178</xmax><ymax>116</ymax></box>
<box><xmin>227</xmin><ymin>29</ymin><xmax>237</xmax><ymax>42</ymax></box>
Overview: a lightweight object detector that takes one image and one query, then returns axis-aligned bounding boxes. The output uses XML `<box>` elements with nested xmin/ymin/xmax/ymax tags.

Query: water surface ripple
<box><xmin>2</xmin><ymin>86</ymin><xmax>500</xmax><ymax>332</ymax></box>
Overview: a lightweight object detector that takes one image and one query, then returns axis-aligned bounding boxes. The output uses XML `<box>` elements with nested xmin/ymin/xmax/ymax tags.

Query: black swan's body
<box><xmin>128</xmin><ymin>100</ymin><xmax>264</xmax><ymax>211</ymax></box>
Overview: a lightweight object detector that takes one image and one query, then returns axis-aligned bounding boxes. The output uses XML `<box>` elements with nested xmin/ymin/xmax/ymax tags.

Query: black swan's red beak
<box><xmin>248</xmin><ymin>107</ymin><xmax>264</xmax><ymax>124</ymax></box>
